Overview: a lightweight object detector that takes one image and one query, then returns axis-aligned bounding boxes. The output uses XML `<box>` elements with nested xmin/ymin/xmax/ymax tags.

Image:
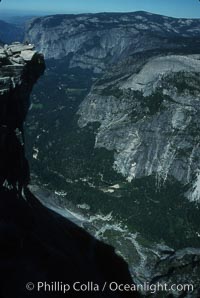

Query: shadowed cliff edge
<box><xmin>0</xmin><ymin>43</ymin><xmax>139</xmax><ymax>297</ymax></box>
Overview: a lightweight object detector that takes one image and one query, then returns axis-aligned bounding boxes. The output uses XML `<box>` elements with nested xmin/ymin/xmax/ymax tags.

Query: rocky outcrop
<box><xmin>0</xmin><ymin>43</ymin><xmax>139</xmax><ymax>297</ymax></box>
<box><xmin>25</xmin><ymin>12</ymin><xmax>200</xmax><ymax>72</ymax></box>
<box><xmin>0</xmin><ymin>42</ymin><xmax>44</xmax><ymax>190</ymax></box>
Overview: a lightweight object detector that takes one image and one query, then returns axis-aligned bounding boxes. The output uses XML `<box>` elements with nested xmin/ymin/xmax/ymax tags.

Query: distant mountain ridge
<box><xmin>25</xmin><ymin>11</ymin><xmax>200</xmax><ymax>72</ymax></box>
<box><xmin>0</xmin><ymin>19</ymin><xmax>24</xmax><ymax>44</ymax></box>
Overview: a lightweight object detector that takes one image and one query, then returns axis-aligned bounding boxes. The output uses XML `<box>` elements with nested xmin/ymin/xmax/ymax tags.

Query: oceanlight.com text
<box><xmin>26</xmin><ymin>281</ymin><xmax>194</xmax><ymax>294</ymax></box>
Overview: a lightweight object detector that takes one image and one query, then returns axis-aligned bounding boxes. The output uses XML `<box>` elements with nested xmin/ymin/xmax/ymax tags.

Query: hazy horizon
<box><xmin>0</xmin><ymin>0</ymin><xmax>200</xmax><ymax>19</ymax></box>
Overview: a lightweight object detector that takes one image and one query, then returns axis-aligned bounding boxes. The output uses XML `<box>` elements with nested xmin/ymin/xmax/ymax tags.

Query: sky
<box><xmin>0</xmin><ymin>0</ymin><xmax>200</xmax><ymax>18</ymax></box>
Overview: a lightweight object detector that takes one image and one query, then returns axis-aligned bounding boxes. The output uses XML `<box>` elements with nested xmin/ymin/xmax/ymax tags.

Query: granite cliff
<box><xmin>0</xmin><ymin>43</ymin><xmax>139</xmax><ymax>298</ymax></box>
<box><xmin>25</xmin><ymin>12</ymin><xmax>200</xmax><ymax>72</ymax></box>
<box><xmin>78</xmin><ymin>53</ymin><xmax>200</xmax><ymax>202</ymax></box>
<box><xmin>0</xmin><ymin>42</ymin><xmax>44</xmax><ymax>190</ymax></box>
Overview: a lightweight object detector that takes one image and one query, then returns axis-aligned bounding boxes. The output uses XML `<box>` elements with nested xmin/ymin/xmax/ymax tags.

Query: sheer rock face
<box><xmin>0</xmin><ymin>43</ymin><xmax>138</xmax><ymax>298</ymax></box>
<box><xmin>77</xmin><ymin>53</ymin><xmax>200</xmax><ymax>202</ymax></box>
<box><xmin>25</xmin><ymin>12</ymin><xmax>200</xmax><ymax>72</ymax></box>
<box><xmin>0</xmin><ymin>42</ymin><xmax>45</xmax><ymax>189</ymax></box>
